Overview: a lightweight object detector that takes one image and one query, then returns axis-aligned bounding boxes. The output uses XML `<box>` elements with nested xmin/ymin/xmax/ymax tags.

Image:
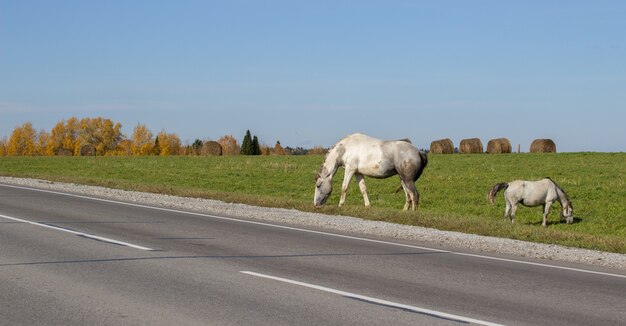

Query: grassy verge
<box><xmin>0</xmin><ymin>153</ymin><xmax>624</xmax><ymax>253</ymax></box>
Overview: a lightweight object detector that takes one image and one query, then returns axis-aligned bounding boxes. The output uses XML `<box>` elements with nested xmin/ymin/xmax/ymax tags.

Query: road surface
<box><xmin>1</xmin><ymin>183</ymin><xmax>624</xmax><ymax>325</ymax></box>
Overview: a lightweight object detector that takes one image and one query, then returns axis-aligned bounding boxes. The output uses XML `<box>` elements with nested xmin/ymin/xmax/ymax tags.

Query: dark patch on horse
<box><xmin>396</xmin><ymin>160</ymin><xmax>415</xmax><ymax>180</ymax></box>
<box><xmin>414</xmin><ymin>151</ymin><xmax>428</xmax><ymax>181</ymax></box>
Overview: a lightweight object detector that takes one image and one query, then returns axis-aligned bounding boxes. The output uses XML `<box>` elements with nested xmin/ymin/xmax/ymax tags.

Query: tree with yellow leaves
<box><xmin>46</xmin><ymin>117</ymin><xmax>123</xmax><ymax>156</ymax></box>
<box><xmin>0</xmin><ymin>138</ymin><xmax>7</xmax><ymax>156</ymax></box>
<box><xmin>37</xmin><ymin>130</ymin><xmax>52</xmax><ymax>156</ymax></box>
<box><xmin>217</xmin><ymin>134</ymin><xmax>240</xmax><ymax>156</ymax></box>
<box><xmin>48</xmin><ymin>117</ymin><xmax>80</xmax><ymax>155</ymax></box>
<box><xmin>131</xmin><ymin>124</ymin><xmax>154</xmax><ymax>155</ymax></box>
<box><xmin>6</xmin><ymin>122</ymin><xmax>38</xmax><ymax>156</ymax></box>
<box><xmin>77</xmin><ymin>117</ymin><xmax>123</xmax><ymax>155</ymax></box>
<box><xmin>116</xmin><ymin>139</ymin><xmax>133</xmax><ymax>156</ymax></box>
<box><xmin>156</xmin><ymin>130</ymin><xmax>181</xmax><ymax>156</ymax></box>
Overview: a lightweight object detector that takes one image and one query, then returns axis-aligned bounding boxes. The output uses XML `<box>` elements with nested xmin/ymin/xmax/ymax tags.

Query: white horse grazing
<box><xmin>488</xmin><ymin>177</ymin><xmax>573</xmax><ymax>227</ymax></box>
<box><xmin>314</xmin><ymin>133</ymin><xmax>428</xmax><ymax>211</ymax></box>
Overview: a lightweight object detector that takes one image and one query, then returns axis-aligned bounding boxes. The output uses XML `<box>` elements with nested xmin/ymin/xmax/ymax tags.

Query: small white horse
<box><xmin>488</xmin><ymin>177</ymin><xmax>573</xmax><ymax>227</ymax></box>
<box><xmin>314</xmin><ymin>133</ymin><xmax>428</xmax><ymax>211</ymax></box>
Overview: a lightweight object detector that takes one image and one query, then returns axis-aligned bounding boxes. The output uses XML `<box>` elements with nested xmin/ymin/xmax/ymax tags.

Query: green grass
<box><xmin>0</xmin><ymin>153</ymin><xmax>624</xmax><ymax>253</ymax></box>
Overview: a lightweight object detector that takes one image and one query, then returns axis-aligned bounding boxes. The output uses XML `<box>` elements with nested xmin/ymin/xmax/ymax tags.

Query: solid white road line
<box><xmin>241</xmin><ymin>270</ymin><xmax>504</xmax><ymax>326</ymax></box>
<box><xmin>0</xmin><ymin>213</ymin><xmax>154</xmax><ymax>251</ymax></box>
<box><xmin>1</xmin><ymin>183</ymin><xmax>625</xmax><ymax>279</ymax></box>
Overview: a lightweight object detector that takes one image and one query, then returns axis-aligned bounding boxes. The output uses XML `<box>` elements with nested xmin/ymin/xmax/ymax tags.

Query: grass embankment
<box><xmin>0</xmin><ymin>153</ymin><xmax>624</xmax><ymax>253</ymax></box>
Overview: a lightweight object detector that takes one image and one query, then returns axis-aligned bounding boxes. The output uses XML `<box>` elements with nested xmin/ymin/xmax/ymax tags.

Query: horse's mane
<box><xmin>318</xmin><ymin>138</ymin><xmax>347</xmax><ymax>177</ymax></box>
<box><xmin>546</xmin><ymin>177</ymin><xmax>571</xmax><ymax>204</ymax></box>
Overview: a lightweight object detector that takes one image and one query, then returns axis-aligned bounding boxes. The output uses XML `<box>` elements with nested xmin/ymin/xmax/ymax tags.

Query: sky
<box><xmin>1</xmin><ymin>1</ymin><xmax>625</xmax><ymax>152</ymax></box>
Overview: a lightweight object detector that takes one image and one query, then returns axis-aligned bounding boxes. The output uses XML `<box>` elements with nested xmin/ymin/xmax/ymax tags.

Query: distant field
<box><xmin>0</xmin><ymin>153</ymin><xmax>624</xmax><ymax>253</ymax></box>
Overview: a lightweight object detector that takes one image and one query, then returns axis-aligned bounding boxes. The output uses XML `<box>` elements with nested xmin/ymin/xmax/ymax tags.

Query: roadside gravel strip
<box><xmin>1</xmin><ymin>176</ymin><xmax>624</xmax><ymax>271</ymax></box>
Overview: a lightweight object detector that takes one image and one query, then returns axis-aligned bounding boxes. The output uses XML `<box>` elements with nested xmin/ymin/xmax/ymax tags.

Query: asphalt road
<box><xmin>1</xmin><ymin>183</ymin><xmax>624</xmax><ymax>325</ymax></box>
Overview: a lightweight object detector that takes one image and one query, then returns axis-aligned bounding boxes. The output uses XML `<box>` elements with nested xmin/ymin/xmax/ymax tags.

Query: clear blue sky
<box><xmin>1</xmin><ymin>1</ymin><xmax>625</xmax><ymax>152</ymax></box>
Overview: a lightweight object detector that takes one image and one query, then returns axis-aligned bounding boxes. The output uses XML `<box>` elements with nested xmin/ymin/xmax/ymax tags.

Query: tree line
<box><xmin>0</xmin><ymin>117</ymin><xmax>327</xmax><ymax>156</ymax></box>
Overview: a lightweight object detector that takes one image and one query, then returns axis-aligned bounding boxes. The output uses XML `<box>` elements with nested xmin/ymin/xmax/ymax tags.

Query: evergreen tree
<box><xmin>252</xmin><ymin>135</ymin><xmax>260</xmax><ymax>155</ymax></box>
<box><xmin>192</xmin><ymin>139</ymin><xmax>203</xmax><ymax>155</ymax></box>
<box><xmin>153</xmin><ymin>136</ymin><xmax>161</xmax><ymax>155</ymax></box>
<box><xmin>240</xmin><ymin>130</ymin><xmax>253</xmax><ymax>155</ymax></box>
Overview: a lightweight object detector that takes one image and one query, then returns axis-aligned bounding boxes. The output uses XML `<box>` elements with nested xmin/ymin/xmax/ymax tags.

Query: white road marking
<box><xmin>0</xmin><ymin>213</ymin><xmax>154</xmax><ymax>251</ymax></box>
<box><xmin>1</xmin><ymin>183</ymin><xmax>625</xmax><ymax>279</ymax></box>
<box><xmin>241</xmin><ymin>270</ymin><xmax>504</xmax><ymax>326</ymax></box>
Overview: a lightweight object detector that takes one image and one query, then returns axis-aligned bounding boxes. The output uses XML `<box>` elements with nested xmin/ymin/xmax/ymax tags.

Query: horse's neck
<box><xmin>322</xmin><ymin>148</ymin><xmax>343</xmax><ymax>177</ymax></box>
<box><xmin>554</xmin><ymin>184</ymin><xmax>570</xmax><ymax>207</ymax></box>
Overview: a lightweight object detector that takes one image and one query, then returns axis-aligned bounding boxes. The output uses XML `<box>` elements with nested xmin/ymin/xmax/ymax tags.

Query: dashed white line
<box><xmin>0</xmin><ymin>213</ymin><xmax>154</xmax><ymax>251</ymax></box>
<box><xmin>241</xmin><ymin>270</ymin><xmax>504</xmax><ymax>326</ymax></box>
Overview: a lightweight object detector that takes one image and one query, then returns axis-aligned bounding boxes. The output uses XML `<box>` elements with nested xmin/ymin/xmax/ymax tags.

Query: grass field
<box><xmin>0</xmin><ymin>153</ymin><xmax>624</xmax><ymax>253</ymax></box>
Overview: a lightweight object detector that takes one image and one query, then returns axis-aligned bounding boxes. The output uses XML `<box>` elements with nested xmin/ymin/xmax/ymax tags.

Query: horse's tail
<box><xmin>487</xmin><ymin>183</ymin><xmax>508</xmax><ymax>205</ymax></box>
<box><xmin>414</xmin><ymin>151</ymin><xmax>428</xmax><ymax>182</ymax></box>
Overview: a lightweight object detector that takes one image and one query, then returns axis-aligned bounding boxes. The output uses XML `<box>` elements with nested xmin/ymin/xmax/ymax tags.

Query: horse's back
<box><xmin>342</xmin><ymin>133</ymin><xmax>384</xmax><ymax>146</ymax></box>
<box><xmin>338</xmin><ymin>134</ymin><xmax>384</xmax><ymax>171</ymax></box>
<box><xmin>506</xmin><ymin>179</ymin><xmax>556</xmax><ymax>206</ymax></box>
<box><xmin>338</xmin><ymin>133</ymin><xmax>425</xmax><ymax>178</ymax></box>
<box><xmin>342</xmin><ymin>134</ymin><xmax>424</xmax><ymax>166</ymax></box>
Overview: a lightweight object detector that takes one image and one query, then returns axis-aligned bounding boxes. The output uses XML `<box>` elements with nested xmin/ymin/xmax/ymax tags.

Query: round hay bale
<box><xmin>459</xmin><ymin>138</ymin><xmax>483</xmax><ymax>154</ymax></box>
<box><xmin>486</xmin><ymin>138</ymin><xmax>512</xmax><ymax>154</ymax></box>
<box><xmin>202</xmin><ymin>141</ymin><xmax>222</xmax><ymax>156</ymax></box>
<box><xmin>79</xmin><ymin>144</ymin><xmax>96</xmax><ymax>156</ymax></box>
<box><xmin>530</xmin><ymin>139</ymin><xmax>556</xmax><ymax>153</ymax></box>
<box><xmin>57</xmin><ymin>148</ymin><xmax>74</xmax><ymax>156</ymax></box>
<box><xmin>429</xmin><ymin>138</ymin><xmax>454</xmax><ymax>154</ymax></box>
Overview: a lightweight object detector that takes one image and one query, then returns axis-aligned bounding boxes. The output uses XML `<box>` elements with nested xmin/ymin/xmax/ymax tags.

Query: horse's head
<box><xmin>314</xmin><ymin>171</ymin><xmax>333</xmax><ymax>208</ymax></box>
<box><xmin>561</xmin><ymin>203</ymin><xmax>574</xmax><ymax>224</ymax></box>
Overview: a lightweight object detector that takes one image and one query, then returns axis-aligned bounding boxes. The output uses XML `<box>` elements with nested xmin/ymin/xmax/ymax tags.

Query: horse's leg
<box><xmin>400</xmin><ymin>180</ymin><xmax>411</xmax><ymax>210</ymax></box>
<box><xmin>542</xmin><ymin>201</ymin><xmax>553</xmax><ymax>227</ymax></box>
<box><xmin>504</xmin><ymin>201</ymin><xmax>511</xmax><ymax>222</ymax></box>
<box><xmin>338</xmin><ymin>168</ymin><xmax>355</xmax><ymax>207</ymax></box>
<box><xmin>510</xmin><ymin>204</ymin><xmax>518</xmax><ymax>224</ymax></box>
<box><xmin>413</xmin><ymin>188</ymin><xmax>420</xmax><ymax>211</ymax></box>
<box><xmin>354</xmin><ymin>173</ymin><xmax>370</xmax><ymax>207</ymax></box>
<box><xmin>411</xmin><ymin>184</ymin><xmax>420</xmax><ymax>211</ymax></box>
<box><xmin>400</xmin><ymin>177</ymin><xmax>418</xmax><ymax>211</ymax></box>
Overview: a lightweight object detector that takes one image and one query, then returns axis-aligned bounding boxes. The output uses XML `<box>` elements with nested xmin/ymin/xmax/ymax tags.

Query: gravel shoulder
<box><xmin>1</xmin><ymin>176</ymin><xmax>625</xmax><ymax>271</ymax></box>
